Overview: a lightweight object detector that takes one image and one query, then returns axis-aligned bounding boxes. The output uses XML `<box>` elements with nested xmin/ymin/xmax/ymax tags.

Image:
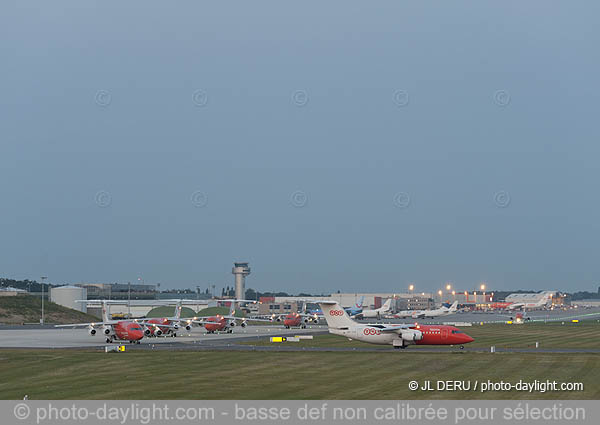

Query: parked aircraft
<box><xmin>55</xmin><ymin>301</ymin><xmax>145</xmax><ymax>344</ymax></box>
<box><xmin>319</xmin><ymin>301</ymin><xmax>474</xmax><ymax>349</ymax></box>
<box><xmin>266</xmin><ymin>300</ymin><xmax>320</xmax><ymax>327</ymax></box>
<box><xmin>194</xmin><ymin>299</ymin><xmax>268</xmax><ymax>333</ymax></box>
<box><xmin>344</xmin><ymin>296</ymin><xmax>365</xmax><ymax>316</ymax></box>
<box><xmin>395</xmin><ymin>301</ymin><xmax>459</xmax><ymax>319</ymax></box>
<box><xmin>138</xmin><ymin>301</ymin><xmax>194</xmax><ymax>337</ymax></box>
<box><xmin>353</xmin><ymin>298</ymin><xmax>392</xmax><ymax>319</ymax></box>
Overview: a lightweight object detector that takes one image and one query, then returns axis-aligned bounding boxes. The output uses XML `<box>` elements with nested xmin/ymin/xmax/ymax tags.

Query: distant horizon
<box><xmin>2</xmin><ymin>276</ymin><xmax>598</xmax><ymax>296</ymax></box>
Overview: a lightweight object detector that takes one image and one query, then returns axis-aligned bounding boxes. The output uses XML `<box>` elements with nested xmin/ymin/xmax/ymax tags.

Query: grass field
<box><xmin>0</xmin><ymin>296</ymin><xmax>98</xmax><ymax>325</ymax></box>
<box><xmin>1</xmin><ymin>321</ymin><xmax>598</xmax><ymax>400</ymax></box>
<box><xmin>0</xmin><ymin>349</ymin><xmax>598</xmax><ymax>400</ymax></box>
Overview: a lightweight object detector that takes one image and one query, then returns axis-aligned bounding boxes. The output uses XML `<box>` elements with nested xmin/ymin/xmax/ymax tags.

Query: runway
<box><xmin>0</xmin><ymin>324</ymin><xmax>328</xmax><ymax>349</ymax></box>
<box><xmin>1</xmin><ymin>324</ymin><xmax>599</xmax><ymax>354</ymax></box>
<box><xmin>1</xmin><ymin>307</ymin><xmax>599</xmax><ymax>351</ymax></box>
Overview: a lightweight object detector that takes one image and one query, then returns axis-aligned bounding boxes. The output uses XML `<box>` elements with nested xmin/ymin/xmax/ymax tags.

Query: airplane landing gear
<box><xmin>106</xmin><ymin>338</ymin><xmax>111</xmax><ymax>343</ymax></box>
<box><xmin>460</xmin><ymin>345</ymin><xmax>465</xmax><ymax>350</ymax></box>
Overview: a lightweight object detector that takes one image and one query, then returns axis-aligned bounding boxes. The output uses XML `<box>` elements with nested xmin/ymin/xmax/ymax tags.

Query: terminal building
<box><xmin>262</xmin><ymin>293</ymin><xmax>436</xmax><ymax>311</ymax></box>
<box><xmin>257</xmin><ymin>300</ymin><xmax>300</xmax><ymax>316</ymax></box>
<box><xmin>50</xmin><ymin>285</ymin><xmax>88</xmax><ymax>312</ymax></box>
<box><xmin>0</xmin><ymin>286</ymin><xmax>27</xmax><ymax>296</ymax></box>
<box><xmin>74</xmin><ymin>282</ymin><xmax>158</xmax><ymax>300</ymax></box>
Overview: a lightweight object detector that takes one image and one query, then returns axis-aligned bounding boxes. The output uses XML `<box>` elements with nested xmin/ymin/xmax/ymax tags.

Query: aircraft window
<box><xmin>370</xmin><ymin>325</ymin><xmax>385</xmax><ymax>329</ymax></box>
<box><xmin>451</xmin><ymin>330</ymin><xmax>463</xmax><ymax>334</ymax></box>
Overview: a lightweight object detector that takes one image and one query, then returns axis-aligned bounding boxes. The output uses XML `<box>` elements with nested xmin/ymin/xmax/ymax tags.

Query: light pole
<box><xmin>40</xmin><ymin>276</ymin><xmax>47</xmax><ymax>325</ymax></box>
<box><xmin>128</xmin><ymin>282</ymin><xmax>131</xmax><ymax>319</ymax></box>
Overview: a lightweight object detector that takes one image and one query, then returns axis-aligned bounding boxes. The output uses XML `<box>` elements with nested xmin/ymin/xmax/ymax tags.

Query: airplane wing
<box><xmin>188</xmin><ymin>319</ymin><xmax>214</xmax><ymax>325</ymax></box>
<box><xmin>379</xmin><ymin>324</ymin><xmax>414</xmax><ymax>332</ymax></box>
<box><xmin>54</xmin><ymin>322</ymin><xmax>115</xmax><ymax>328</ymax></box>
<box><xmin>222</xmin><ymin>316</ymin><xmax>272</xmax><ymax>322</ymax></box>
<box><xmin>143</xmin><ymin>322</ymin><xmax>181</xmax><ymax>329</ymax></box>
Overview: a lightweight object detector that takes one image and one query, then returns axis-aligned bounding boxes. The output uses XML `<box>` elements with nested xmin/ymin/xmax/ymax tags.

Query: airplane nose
<box><xmin>464</xmin><ymin>335</ymin><xmax>474</xmax><ymax>343</ymax></box>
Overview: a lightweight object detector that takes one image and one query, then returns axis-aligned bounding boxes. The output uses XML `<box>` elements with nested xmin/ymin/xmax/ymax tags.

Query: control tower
<box><xmin>232</xmin><ymin>262</ymin><xmax>251</xmax><ymax>300</ymax></box>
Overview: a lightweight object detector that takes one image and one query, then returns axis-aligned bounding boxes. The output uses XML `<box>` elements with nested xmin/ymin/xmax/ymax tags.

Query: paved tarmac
<box><xmin>377</xmin><ymin>307</ymin><xmax>600</xmax><ymax>325</ymax></box>
<box><xmin>1</xmin><ymin>307</ymin><xmax>599</xmax><ymax>351</ymax></box>
<box><xmin>0</xmin><ymin>324</ymin><xmax>327</xmax><ymax>348</ymax></box>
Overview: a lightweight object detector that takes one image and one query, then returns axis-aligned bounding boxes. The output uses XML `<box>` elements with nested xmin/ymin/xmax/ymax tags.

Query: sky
<box><xmin>1</xmin><ymin>1</ymin><xmax>599</xmax><ymax>294</ymax></box>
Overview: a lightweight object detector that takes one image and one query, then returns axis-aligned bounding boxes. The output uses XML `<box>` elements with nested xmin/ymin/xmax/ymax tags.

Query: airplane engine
<box><xmin>276</xmin><ymin>317</ymin><xmax>281</xmax><ymax>322</ymax></box>
<box><xmin>155</xmin><ymin>329</ymin><xmax>163</xmax><ymax>337</ymax></box>
<box><xmin>240</xmin><ymin>321</ymin><xmax>247</xmax><ymax>328</ymax></box>
<box><xmin>144</xmin><ymin>327</ymin><xmax>151</xmax><ymax>336</ymax></box>
<box><xmin>304</xmin><ymin>318</ymin><xmax>309</xmax><ymax>323</ymax></box>
<box><xmin>184</xmin><ymin>325</ymin><xmax>192</xmax><ymax>331</ymax></box>
<box><xmin>230</xmin><ymin>322</ymin><xmax>236</xmax><ymax>327</ymax></box>
<box><xmin>102</xmin><ymin>326</ymin><xmax>112</xmax><ymax>335</ymax></box>
<box><xmin>88</xmin><ymin>327</ymin><xmax>96</xmax><ymax>336</ymax></box>
<box><xmin>172</xmin><ymin>324</ymin><xmax>180</xmax><ymax>330</ymax></box>
<box><xmin>401</xmin><ymin>329</ymin><xmax>423</xmax><ymax>342</ymax></box>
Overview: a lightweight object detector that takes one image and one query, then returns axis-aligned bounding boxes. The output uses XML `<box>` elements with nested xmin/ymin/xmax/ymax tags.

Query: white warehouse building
<box><xmin>50</xmin><ymin>285</ymin><xmax>88</xmax><ymax>312</ymax></box>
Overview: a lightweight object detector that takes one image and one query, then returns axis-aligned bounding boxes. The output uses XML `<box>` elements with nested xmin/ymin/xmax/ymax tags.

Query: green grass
<box><xmin>0</xmin><ymin>349</ymin><xmax>598</xmax><ymax>400</ymax></box>
<box><xmin>145</xmin><ymin>306</ymin><xmax>196</xmax><ymax>318</ymax></box>
<box><xmin>0</xmin><ymin>296</ymin><xmax>99</xmax><ymax>325</ymax></box>
<box><xmin>196</xmin><ymin>306</ymin><xmax>245</xmax><ymax>317</ymax></box>
<box><xmin>242</xmin><ymin>321</ymin><xmax>600</xmax><ymax>350</ymax></box>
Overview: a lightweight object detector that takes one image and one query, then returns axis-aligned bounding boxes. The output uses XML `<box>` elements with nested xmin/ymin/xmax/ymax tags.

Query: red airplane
<box><xmin>488</xmin><ymin>302</ymin><xmax>514</xmax><ymax>310</ymax></box>
<box><xmin>55</xmin><ymin>301</ymin><xmax>145</xmax><ymax>344</ymax></box>
<box><xmin>138</xmin><ymin>301</ymin><xmax>194</xmax><ymax>337</ymax></box>
<box><xmin>194</xmin><ymin>299</ymin><xmax>268</xmax><ymax>334</ymax></box>
<box><xmin>281</xmin><ymin>312</ymin><xmax>317</xmax><ymax>329</ymax></box>
<box><xmin>319</xmin><ymin>301</ymin><xmax>474</xmax><ymax>349</ymax></box>
<box><xmin>267</xmin><ymin>301</ymin><xmax>319</xmax><ymax>328</ymax></box>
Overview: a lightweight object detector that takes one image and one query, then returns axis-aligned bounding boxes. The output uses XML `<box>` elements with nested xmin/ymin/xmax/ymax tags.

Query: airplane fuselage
<box><xmin>112</xmin><ymin>321</ymin><xmax>145</xmax><ymax>341</ymax></box>
<box><xmin>330</xmin><ymin>323</ymin><xmax>473</xmax><ymax>347</ymax></box>
<box><xmin>203</xmin><ymin>316</ymin><xmax>233</xmax><ymax>333</ymax></box>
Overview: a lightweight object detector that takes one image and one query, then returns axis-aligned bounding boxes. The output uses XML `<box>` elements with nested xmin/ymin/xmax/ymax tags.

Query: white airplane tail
<box><xmin>101</xmin><ymin>301</ymin><xmax>111</xmax><ymax>323</ymax></box>
<box><xmin>448</xmin><ymin>301</ymin><xmax>459</xmax><ymax>312</ymax></box>
<box><xmin>356</xmin><ymin>296</ymin><xmax>365</xmax><ymax>309</ymax></box>
<box><xmin>381</xmin><ymin>298</ymin><xmax>392</xmax><ymax>311</ymax></box>
<box><xmin>319</xmin><ymin>302</ymin><xmax>356</xmax><ymax>329</ymax></box>
<box><xmin>228</xmin><ymin>301</ymin><xmax>236</xmax><ymax>316</ymax></box>
<box><xmin>175</xmin><ymin>301</ymin><xmax>182</xmax><ymax>319</ymax></box>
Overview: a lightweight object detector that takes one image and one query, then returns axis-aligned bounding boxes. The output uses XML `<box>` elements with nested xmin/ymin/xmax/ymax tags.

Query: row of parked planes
<box><xmin>56</xmin><ymin>298</ymin><xmax>475</xmax><ymax>350</ymax></box>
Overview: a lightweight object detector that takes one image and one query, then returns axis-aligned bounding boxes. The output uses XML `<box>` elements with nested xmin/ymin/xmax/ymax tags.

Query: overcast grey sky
<box><xmin>1</xmin><ymin>1</ymin><xmax>599</xmax><ymax>293</ymax></box>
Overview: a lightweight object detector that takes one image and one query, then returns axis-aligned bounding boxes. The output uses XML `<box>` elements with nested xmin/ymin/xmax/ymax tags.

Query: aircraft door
<box><xmin>441</xmin><ymin>328</ymin><xmax>448</xmax><ymax>340</ymax></box>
